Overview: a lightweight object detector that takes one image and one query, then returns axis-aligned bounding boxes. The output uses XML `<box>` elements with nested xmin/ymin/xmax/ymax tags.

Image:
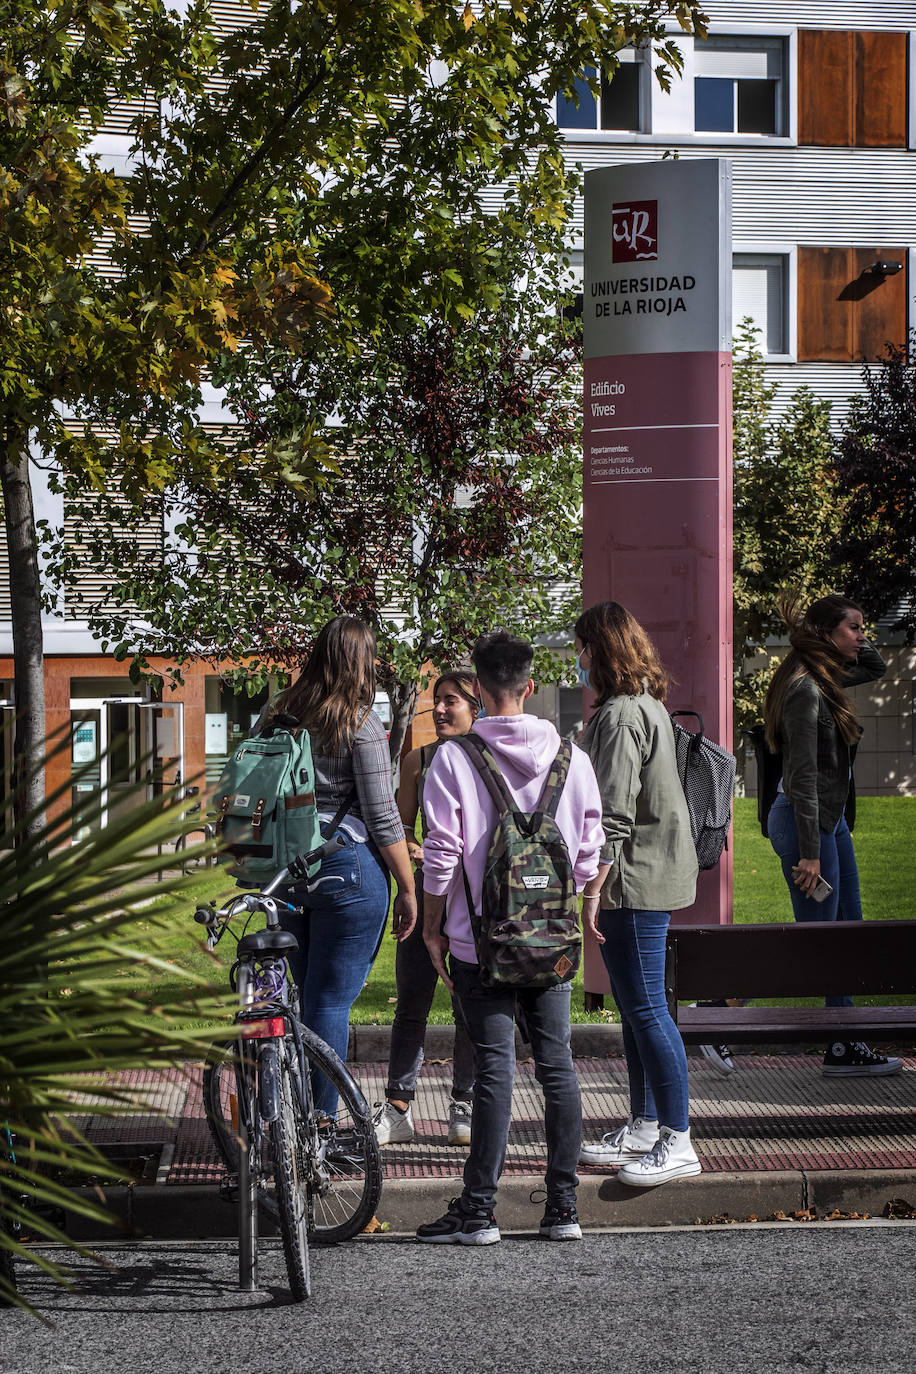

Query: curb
<box><xmin>348</xmin><ymin>1023</ymin><xmax>627</xmax><ymax>1061</ymax></box>
<box><xmin>346</xmin><ymin>1023</ymin><xmax>854</xmax><ymax>1062</ymax></box>
<box><xmin>66</xmin><ymin>1169</ymin><xmax>916</xmax><ymax>1243</ymax></box>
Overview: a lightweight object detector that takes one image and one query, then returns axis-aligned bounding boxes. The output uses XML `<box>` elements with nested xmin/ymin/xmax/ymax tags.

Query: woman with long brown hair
<box><xmin>574</xmin><ymin>601</ymin><xmax>701</xmax><ymax>1188</ymax></box>
<box><xmin>763</xmin><ymin>593</ymin><xmax>900</xmax><ymax>1077</ymax></box>
<box><xmin>272</xmin><ymin>616</ymin><xmax>417</xmax><ymax>1114</ymax></box>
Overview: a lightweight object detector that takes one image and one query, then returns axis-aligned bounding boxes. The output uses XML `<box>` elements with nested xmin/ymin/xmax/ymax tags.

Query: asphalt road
<box><xmin>3</xmin><ymin>1223</ymin><xmax>914</xmax><ymax>1374</ymax></box>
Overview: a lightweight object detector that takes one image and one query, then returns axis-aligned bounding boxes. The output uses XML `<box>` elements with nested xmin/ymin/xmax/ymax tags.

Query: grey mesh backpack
<box><xmin>670</xmin><ymin>711</ymin><xmax>736</xmax><ymax>870</ymax></box>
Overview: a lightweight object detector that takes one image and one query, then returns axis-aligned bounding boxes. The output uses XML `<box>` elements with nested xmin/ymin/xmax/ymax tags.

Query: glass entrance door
<box><xmin>69</xmin><ymin>697</ymin><xmax>185</xmax><ymax>835</ymax></box>
<box><xmin>138</xmin><ymin>702</ymin><xmax>185</xmax><ymax>798</ymax></box>
<box><xmin>71</xmin><ymin>707</ymin><xmax>104</xmax><ymax>841</ymax></box>
<box><xmin>0</xmin><ymin>702</ymin><xmax>16</xmax><ymax>848</ymax></box>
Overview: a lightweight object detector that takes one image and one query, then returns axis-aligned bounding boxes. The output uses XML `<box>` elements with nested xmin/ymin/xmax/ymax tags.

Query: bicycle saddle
<box><xmin>237</xmin><ymin>928</ymin><xmax>299</xmax><ymax>956</ymax></box>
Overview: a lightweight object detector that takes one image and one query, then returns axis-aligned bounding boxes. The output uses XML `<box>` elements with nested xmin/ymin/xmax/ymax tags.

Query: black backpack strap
<box><xmin>319</xmin><ymin>787</ymin><xmax>358</xmax><ymax>841</ymax></box>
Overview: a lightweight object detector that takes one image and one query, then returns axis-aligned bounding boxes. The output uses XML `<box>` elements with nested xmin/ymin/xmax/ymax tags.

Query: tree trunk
<box><xmin>1</xmin><ymin>426</ymin><xmax>46</xmax><ymax>840</ymax></box>
<box><xmin>386</xmin><ymin>679</ymin><xmax>417</xmax><ymax>786</ymax></box>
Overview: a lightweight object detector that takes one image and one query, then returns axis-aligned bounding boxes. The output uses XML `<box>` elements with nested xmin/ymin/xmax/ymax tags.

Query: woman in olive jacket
<box><xmin>763</xmin><ymin>593</ymin><xmax>900</xmax><ymax>1078</ymax></box>
<box><xmin>575</xmin><ymin>601</ymin><xmax>700</xmax><ymax>1188</ymax></box>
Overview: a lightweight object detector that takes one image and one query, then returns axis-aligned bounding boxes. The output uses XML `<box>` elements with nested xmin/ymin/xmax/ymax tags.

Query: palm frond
<box><xmin>1</xmin><ymin>732</ymin><xmax>232</xmax><ymax>1312</ymax></box>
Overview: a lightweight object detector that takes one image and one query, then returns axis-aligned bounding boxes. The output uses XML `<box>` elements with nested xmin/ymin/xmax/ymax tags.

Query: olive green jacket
<box><xmin>580</xmin><ymin>690</ymin><xmax>698</xmax><ymax>912</ymax></box>
<box><xmin>779</xmin><ymin>642</ymin><xmax>886</xmax><ymax>859</ymax></box>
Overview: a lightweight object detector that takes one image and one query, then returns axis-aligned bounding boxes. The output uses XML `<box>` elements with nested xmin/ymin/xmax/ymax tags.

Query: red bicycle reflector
<box><xmin>239</xmin><ymin>1017</ymin><xmax>286</xmax><ymax>1040</ymax></box>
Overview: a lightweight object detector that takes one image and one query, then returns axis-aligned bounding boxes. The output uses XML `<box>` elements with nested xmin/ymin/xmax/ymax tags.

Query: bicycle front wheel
<box><xmin>266</xmin><ymin>1042</ymin><xmax>311</xmax><ymax>1301</ymax></box>
<box><xmin>297</xmin><ymin>1023</ymin><xmax>383</xmax><ymax>1245</ymax></box>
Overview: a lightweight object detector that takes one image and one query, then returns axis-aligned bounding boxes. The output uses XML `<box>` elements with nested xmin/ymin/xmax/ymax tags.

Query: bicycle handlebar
<box><xmin>261</xmin><ymin>834</ymin><xmax>346</xmax><ymax>897</ymax></box>
<box><xmin>192</xmin><ymin>834</ymin><xmax>347</xmax><ymax>945</ymax></box>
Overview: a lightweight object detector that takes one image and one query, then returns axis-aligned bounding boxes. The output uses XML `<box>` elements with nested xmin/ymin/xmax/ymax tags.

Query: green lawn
<box><xmin>79</xmin><ymin>796</ymin><xmax>916</xmax><ymax>1028</ymax></box>
<box><xmin>352</xmin><ymin>795</ymin><xmax>916</xmax><ymax>1026</ymax></box>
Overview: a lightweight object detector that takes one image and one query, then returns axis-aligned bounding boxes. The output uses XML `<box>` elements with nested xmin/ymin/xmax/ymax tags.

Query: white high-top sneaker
<box><xmin>578</xmin><ymin>1115</ymin><xmax>659</xmax><ymax>1167</ymax></box>
<box><xmin>616</xmin><ymin>1125</ymin><xmax>701</xmax><ymax>1188</ymax></box>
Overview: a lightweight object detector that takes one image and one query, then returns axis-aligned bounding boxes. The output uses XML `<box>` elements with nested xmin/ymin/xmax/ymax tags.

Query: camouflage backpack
<box><xmin>451</xmin><ymin>733</ymin><xmax>580</xmax><ymax>990</ymax></box>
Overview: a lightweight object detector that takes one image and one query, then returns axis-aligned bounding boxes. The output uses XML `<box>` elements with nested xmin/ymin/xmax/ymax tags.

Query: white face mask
<box><xmin>576</xmin><ymin>652</ymin><xmax>590</xmax><ymax>689</ymax></box>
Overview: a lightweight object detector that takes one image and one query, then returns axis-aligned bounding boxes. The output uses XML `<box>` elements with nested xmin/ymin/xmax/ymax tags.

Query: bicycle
<box><xmin>173</xmin><ymin>785</ymin><xmax>216</xmax><ymax>864</ymax></box>
<box><xmin>194</xmin><ymin>845</ymin><xmax>382</xmax><ymax>1299</ymax></box>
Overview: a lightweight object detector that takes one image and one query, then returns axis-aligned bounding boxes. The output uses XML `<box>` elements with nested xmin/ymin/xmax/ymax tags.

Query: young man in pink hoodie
<box><xmin>416</xmin><ymin>632</ymin><xmax>604</xmax><ymax>1245</ymax></box>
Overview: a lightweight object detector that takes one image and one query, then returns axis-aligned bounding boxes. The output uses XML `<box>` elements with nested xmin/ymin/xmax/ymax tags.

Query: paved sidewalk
<box><xmin>65</xmin><ymin>1036</ymin><xmax>916</xmax><ymax>1238</ymax></box>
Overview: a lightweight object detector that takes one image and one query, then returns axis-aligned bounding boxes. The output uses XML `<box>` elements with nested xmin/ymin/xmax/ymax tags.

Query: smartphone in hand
<box><xmin>791</xmin><ymin>866</ymin><xmax>834</xmax><ymax>903</ymax></box>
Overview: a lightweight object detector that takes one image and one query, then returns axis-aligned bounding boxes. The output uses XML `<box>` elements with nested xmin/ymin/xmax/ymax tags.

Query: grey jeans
<box><xmin>450</xmin><ymin>957</ymin><xmax>581</xmax><ymax>1214</ymax></box>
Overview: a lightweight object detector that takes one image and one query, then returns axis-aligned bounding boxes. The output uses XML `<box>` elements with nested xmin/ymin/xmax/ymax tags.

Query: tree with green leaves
<box><xmin>732</xmin><ymin>321</ymin><xmax>841</xmax><ymax>743</ymax></box>
<box><xmin>2</xmin><ymin>0</ymin><xmax>341</xmax><ymax>822</ymax></box>
<box><xmin>24</xmin><ymin>0</ymin><xmax>705</xmax><ymax>773</ymax></box>
<box><xmin>56</xmin><ymin>280</ymin><xmax>584</xmax><ymax>763</ymax></box>
<box><xmin>831</xmin><ymin>339</ymin><xmax>916</xmax><ymax>637</ymax></box>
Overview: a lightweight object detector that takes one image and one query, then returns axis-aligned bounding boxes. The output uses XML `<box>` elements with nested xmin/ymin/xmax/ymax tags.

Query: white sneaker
<box><xmin>372</xmin><ymin>1101</ymin><xmax>415</xmax><ymax>1146</ymax></box>
<box><xmin>617</xmin><ymin>1126</ymin><xmax>702</xmax><ymax>1189</ymax></box>
<box><xmin>447</xmin><ymin>1099</ymin><xmax>472</xmax><ymax>1146</ymax></box>
<box><xmin>578</xmin><ymin>1115</ymin><xmax>659</xmax><ymax>1167</ymax></box>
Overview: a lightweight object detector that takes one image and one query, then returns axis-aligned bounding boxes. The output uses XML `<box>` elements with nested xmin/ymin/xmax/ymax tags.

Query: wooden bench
<box><xmin>665</xmin><ymin>920</ymin><xmax>916</xmax><ymax>1044</ymax></box>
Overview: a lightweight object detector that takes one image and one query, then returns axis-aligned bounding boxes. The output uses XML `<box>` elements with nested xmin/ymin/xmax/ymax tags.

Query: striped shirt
<box><xmin>312</xmin><ymin>709</ymin><xmax>404</xmax><ymax>849</ymax></box>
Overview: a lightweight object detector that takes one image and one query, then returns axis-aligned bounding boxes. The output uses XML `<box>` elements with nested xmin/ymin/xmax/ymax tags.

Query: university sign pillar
<box><xmin>582</xmin><ymin>159</ymin><xmax>733</xmax><ymax>997</ymax></box>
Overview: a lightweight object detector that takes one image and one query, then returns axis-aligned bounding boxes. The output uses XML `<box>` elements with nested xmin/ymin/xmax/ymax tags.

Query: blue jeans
<box><xmin>280</xmin><ymin>829</ymin><xmax>390</xmax><ymax>1114</ymax></box>
<box><xmin>387</xmin><ymin>875</ymin><xmax>475</xmax><ymax>1102</ymax></box>
<box><xmin>598</xmin><ymin>908</ymin><xmax>690</xmax><ymax>1133</ymax></box>
<box><xmin>766</xmin><ymin>793</ymin><xmax>862</xmax><ymax>1009</ymax></box>
<box><xmin>450</xmin><ymin>957</ymin><xmax>581</xmax><ymax>1214</ymax></box>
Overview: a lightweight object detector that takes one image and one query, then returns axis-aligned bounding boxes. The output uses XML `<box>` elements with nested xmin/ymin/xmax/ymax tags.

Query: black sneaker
<box><xmin>691</xmin><ymin>1002</ymin><xmax>736</xmax><ymax>1077</ymax></box>
<box><xmin>539</xmin><ymin>1203</ymin><xmax>582</xmax><ymax>1241</ymax></box>
<box><xmin>699</xmin><ymin>1043</ymin><xmax>735</xmax><ymax>1076</ymax></box>
<box><xmin>822</xmin><ymin>1041</ymin><xmax>903</xmax><ymax>1077</ymax></box>
<box><xmin>416</xmin><ymin>1197</ymin><xmax>500</xmax><ymax>1246</ymax></box>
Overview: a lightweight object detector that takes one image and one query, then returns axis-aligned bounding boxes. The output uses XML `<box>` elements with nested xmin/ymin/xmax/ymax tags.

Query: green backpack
<box><xmin>452</xmin><ymin>733</ymin><xmax>580</xmax><ymax>990</ymax></box>
<box><xmin>213</xmin><ymin>714</ymin><xmax>322</xmax><ymax>888</ymax></box>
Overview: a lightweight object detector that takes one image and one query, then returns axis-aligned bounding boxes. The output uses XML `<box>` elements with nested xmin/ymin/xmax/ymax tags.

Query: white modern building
<box><xmin>2</xmin><ymin>1</ymin><xmax>915</xmax><ymax>821</ymax></box>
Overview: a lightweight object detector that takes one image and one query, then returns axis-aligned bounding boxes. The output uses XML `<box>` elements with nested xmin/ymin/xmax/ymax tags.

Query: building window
<box><xmin>733</xmin><ymin>254</ymin><xmax>788</xmax><ymax>357</ymax></box>
<box><xmin>204</xmin><ymin>677</ymin><xmax>271</xmax><ymax>786</ymax></box>
<box><xmin>694</xmin><ymin>36</ymin><xmax>786</xmax><ymax>136</ymax></box>
<box><xmin>557</xmin><ymin>52</ymin><xmax>644</xmax><ymax>132</ymax></box>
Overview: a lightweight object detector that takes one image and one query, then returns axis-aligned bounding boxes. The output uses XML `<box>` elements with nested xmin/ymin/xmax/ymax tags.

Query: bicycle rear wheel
<box><xmin>203</xmin><ymin>1027</ymin><xmax>382</xmax><ymax>1244</ymax></box>
<box><xmin>266</xmin><ymin>1042</ymin><xmax>311</xmax><ymax>1301</ymax></box>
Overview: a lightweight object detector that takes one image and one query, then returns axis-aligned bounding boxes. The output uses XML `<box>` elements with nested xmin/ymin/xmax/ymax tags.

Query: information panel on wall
<box><xmin>582</xmin><ymin>158</ymin><xmax>733</xmax><ymax>962</ymax></box>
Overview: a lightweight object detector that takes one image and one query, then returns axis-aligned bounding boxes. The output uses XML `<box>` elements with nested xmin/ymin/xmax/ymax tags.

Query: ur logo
<box><xmin>612</xmin><ymin>200</ymin><xmax>658</xmax><ymax>262</ymax></box>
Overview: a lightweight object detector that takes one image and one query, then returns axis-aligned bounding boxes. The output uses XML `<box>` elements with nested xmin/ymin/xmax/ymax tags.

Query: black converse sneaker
<box><xmin>699</xmin><ymin>1042</ymin><xmax>735</xmax><ymax>1076</ymax></box>
<box><xmin>693</xmin><ymin>1001</ymin><xmax>736</xmax><ymax>1077</ymax></box>
<box><xmin>822</xmin><ymin>1041</ymin><xmax>903</xmax><ymax>1077</ymax></box>
<box><xmin>416</xmin><ymin>1197</ymin><xmax>500</xmax><ymax>1245</ymax></box>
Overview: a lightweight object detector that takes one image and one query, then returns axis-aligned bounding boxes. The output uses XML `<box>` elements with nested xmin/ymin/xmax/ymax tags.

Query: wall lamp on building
<box><xmin>865</xmin><ymin>260</ymin><xmax>903</xmax><ymax>277</ymax></box>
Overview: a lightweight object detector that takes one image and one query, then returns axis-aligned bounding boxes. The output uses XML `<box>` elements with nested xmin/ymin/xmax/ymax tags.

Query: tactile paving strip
<box><xmin>350</xmin><ymin>1054</ymin><xmax>916</xmax><ymax>1178</ymax></box>
<box><xmin>73</xmin><ymin>1055</ymin><xmax>916</xmax><ymax>1183</ymax></box>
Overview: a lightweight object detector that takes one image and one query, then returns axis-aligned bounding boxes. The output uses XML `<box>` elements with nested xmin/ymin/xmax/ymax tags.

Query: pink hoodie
<box><xmin>421</xmin><ymin>714</ymin><xmax>605</xmax><ymax>964</ymax></box>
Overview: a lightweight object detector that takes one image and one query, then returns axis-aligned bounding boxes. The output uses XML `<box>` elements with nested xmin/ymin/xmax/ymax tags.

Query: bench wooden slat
<box><xmin>666</xmin><ymin>920</ymin><xmax>916</xmax><ymax>1002</ymax></box>
<box><xmin>676</xmin><ymin>1005</ymin><xmax>916</xmax><ymax>1044</ymax></box>
<box><xmin>664</xmin><ymin>919</ymin><xmax>916</xmax><ymax>1045</ymax></box>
